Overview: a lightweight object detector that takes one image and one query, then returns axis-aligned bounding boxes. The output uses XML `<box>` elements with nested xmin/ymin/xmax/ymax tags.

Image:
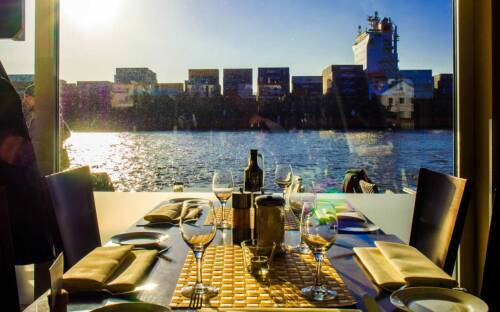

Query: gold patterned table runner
<box><xmin>170</xmin><ymin>245</ymin><xmax>357</xmax><ymax>308</ymax></box>
<box><xmin>205</xmin><ymin>208</ymin><xmax>299</xmax><ymax>230</ymax></box>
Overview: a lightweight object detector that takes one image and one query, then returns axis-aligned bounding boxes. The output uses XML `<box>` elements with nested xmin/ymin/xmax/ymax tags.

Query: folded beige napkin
<box><xmin>144</xmin><ymin>202</ymin><xmax>201</xmax><ymax>223</ymax></box>
<box><xmin>354</xmin><ymin>241</ymin><xmax>457</xmax><ymax>289</ymax></box>
<box><xmin>62</xmin><ymin>246</ymin><xmax>156</xmax><ymax>293</ymax></box>
<box><xmin>105</xmin><ymin>249</ymin><xmax>157</xmax><ymax>293</ymax></box>
<box><xmin>63</xmin><ymin>246</ymin><xmax>132</xmax><ymax>292</ymax></box>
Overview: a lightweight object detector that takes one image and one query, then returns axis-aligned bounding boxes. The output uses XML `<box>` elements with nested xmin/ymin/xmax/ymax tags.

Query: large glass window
<box><xmin>3</xmin><ymin>0</ymin><xmax>455</xmax><ymax>193</ymax></box>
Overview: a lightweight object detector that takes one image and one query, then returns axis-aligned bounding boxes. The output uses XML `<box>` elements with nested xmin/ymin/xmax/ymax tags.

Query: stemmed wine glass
<box><xmin>300</xmin><ymin>200</ymin><xmax>338</xmax><ymax>301</ymax></box>
<box><xmin>274</xmin><ymin>164</ymin><xmax>293</xmax><ymax>208</ymax></box>
<box><xmin>288</xmin><ymin>179</ymin><xmax>317</xmax><ymax>254</ymax></box>
<box><xmin>212</xmin><ymin>170</ymin><xmax>234</xmax><ymax>229</ymax></box>
<box><xmin>179</xmin><ymin>199</ymin><xmax>218</xmax><ymax>298</ymax></box>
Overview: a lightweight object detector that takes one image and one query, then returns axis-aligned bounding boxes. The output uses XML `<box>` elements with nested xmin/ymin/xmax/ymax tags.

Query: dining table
<box><xmin>24</xmin><ymin>192</ymin><xmax>416</xmax><ymax>312</ymax></box>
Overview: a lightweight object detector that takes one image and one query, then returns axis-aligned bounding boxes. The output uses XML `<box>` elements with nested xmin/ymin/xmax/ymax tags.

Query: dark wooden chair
<box><xmin>342</xmin><ymin>169</ymin><xmax>377</xmax><ymax>193</ymax></box>
<box><xmin>0</xmin><ymin>187</ymin><xmax>21</xmax><ymax>311</ymax></box>
<box><xmin>410</xmin><ymin>168</ymin><xmax>473</xmax><ymax>275</ymax></box>
<box><xmin>45</xmin><ymin>166</ymin><xmax>101</xmax><ymax>269</ymax></box>
<box><xmin>359</xmin><ymin>179</ymin><xmax>379</xmax><ymax>194</ymax></box>
<box><xmin>481</xmin><ymin>187</ymin><xmax>498</xmax><ymax>308</ymax></box>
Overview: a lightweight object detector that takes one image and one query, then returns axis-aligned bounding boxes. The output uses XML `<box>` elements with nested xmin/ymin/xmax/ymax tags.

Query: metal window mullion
<box><xmin>34</xmin><ymin>0</ymin><xmax>59</xmax><ymax>175</ymax></box>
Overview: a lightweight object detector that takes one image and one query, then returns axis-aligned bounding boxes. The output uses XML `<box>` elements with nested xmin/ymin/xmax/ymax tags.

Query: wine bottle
<box><xmin>244</xmin><ymin>149</ymin><xmax>263</xmax><ymax>192</ymax></box>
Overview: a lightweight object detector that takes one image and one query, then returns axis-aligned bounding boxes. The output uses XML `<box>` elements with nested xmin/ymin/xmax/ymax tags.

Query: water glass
<box><xmin>241</xmin><ymin>240</ymin><xmax>276</xmax><ymax>280</ymax></box>
<box><xmin>212</xmin><ymin>170</ymin><xmax>234</xmax><ymax>229</ymax></box>
<box><xmin>300</xmin><ymin>200</ymin><xmax>338</xmax><ymax>301</ymax></box>
<box><xmin>179</xmin><ymin>199</ymin><xmax>218</xmax><ymax>298</ymax></box>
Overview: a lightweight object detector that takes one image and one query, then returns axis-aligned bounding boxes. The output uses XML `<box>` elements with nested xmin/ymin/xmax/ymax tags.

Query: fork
<box><xmin>188</xmin><ymin>290</ymin><xmax>203</xmax><ymax>309</ymax></box>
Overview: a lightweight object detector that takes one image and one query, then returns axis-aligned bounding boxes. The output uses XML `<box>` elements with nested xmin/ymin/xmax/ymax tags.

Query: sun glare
<box><xmin>62</xmin><ymin>0</ymin><xmax>119</xmax><ymax>31</ymax></box>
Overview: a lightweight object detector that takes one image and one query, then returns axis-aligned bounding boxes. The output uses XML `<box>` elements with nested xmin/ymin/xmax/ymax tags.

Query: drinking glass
<box><xmin>212</xmin><ymin>170</ymin><xmax>234</xmax><ymax>229</ymax></box>
<box><xmin>300</xmin><ymin>200</ymin><xmax>338</xmax><ymax>301</ymax></box>
<box><xmin>179</xmin><ymin>199</ymin><xmax>218</xmax><ymax>298</ymax></box>
<box><xmin>274</xmin><ymin>164</ymin><xmax>293</xmax><ymax>208</ymax></box>
<box><xmin>288</xmin><ymin>179</ymin><xmax>317</xmax><ymax>254</ymax></box>
<box><xmin>241</xmin><ymin>240</ymin><xmax>276</xmax><ymax>281</ymax></box>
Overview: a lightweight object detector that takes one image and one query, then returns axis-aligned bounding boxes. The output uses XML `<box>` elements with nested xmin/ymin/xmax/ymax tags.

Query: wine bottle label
<box><xmin>245</xmin><ymin>171</ymin><xmax>263</xmax><ymax>192</ymax></box>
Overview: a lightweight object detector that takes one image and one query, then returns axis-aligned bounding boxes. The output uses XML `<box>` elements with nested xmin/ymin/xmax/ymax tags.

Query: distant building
<box><xmin>399</xmin><ymin>69</ymin><xmax>433</xmax><ymax>99</ymax></box>
<box><xmin>223</xmin><ymin>68</ymin><xmax>253</xmax><ymax>98</ymax></box>
<box><xmin>380</xmin><ymin>79</ymin><xmax>414</xmax><ymax>128</ymax></box>
<box><xmin>8</xmin><ymin>74</ymin><xmax>34</xmax><ymax>82</ymax></box>
<box><xmin>8</xmin><ymin>74</ymin><xmax>34</xmax><ymax>93</ymax></box>
<box><xmin>322</xmin><ymin>65</ymin><xmax>369</xmax><ymax>99</ymax></box>
<box><xmin>292</xmin><ymin>76</ymin><xmax>322</xmax><ymax>97</ymax></box>
<box><xmin>434</xmin><ymin>74</ymin><xmax>453</xmax><ymax>96</ymax></box>
<box><xmin>114</xmin><ymin>67</ymin><xmax>157</xmax><ymax>85</ymax></box>
<box><xmin>153</xmin><ymin>83</ymin><xmax>184</xmax><ymax>98</ymax></box>
<box><xmin>185</xmin><ymin>69</ymin><xmax>221</xmax><ymax>97</ymax></box>
<box><xmin>353</xmin><ymin>11</ymin><xmax>399</xmax><ymax>95</ymax></box>
<box><xmin>110</xmin><ymin>83</ymin><xmax>147</xmax><ymax>108</ymax></box>
<box><xmin>77</xmin><ymin>81</ymin><xmax>113</xmax><ymax>112</ymax></box>
<box><xmin>60</xmin><ymin>82</ymin><xmax>78</xmax><ymax>116</ymax></box>
<box><xmin>257</xmin><ymin>67</ymin><xmax>290</xmax><ymax>101</ymax></box>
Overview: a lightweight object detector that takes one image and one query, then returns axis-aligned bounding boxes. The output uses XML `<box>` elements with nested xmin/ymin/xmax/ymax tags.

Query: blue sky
<box><xmin>1</xmin><ymin>0</ymin><xmax>453</xmax><ymax>84</ymax></box>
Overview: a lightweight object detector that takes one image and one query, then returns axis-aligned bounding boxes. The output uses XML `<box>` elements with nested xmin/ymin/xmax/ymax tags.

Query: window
<box><xmin>2</xmin><ymin>0</ymin><xmax>455</xmax><ymax>193</ymax></box>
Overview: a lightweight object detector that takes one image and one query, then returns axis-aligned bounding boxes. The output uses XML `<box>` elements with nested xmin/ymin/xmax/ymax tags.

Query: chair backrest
<box><xmin>481</xmin><ymin>187</ymin><xmax>498</xmax><ymax>307</ymax></box>
<box><xmin>342</xmin><ymin>169</ymin><xmax>376</xmax><ymax>193</ymax></box>
<box><xmin>45</xmin><ymin>166</ymin><xmax>101</xmax><ymax>269</ymax></box>
<box><xmin>0</xmin><ymin>187</ymin><xmax>21</xmax><ymax>311</ymax></box>
<box><xmin>359</xmin><ymin>179</ymin><xmax>379</xmax><ymax>194</ymax></box>
<box><xmin>410</xmin><ymin>168</ymin><xmax>472</xmax><ymax>275</ymax></box>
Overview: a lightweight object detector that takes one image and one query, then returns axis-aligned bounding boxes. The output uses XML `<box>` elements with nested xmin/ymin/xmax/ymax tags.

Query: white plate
<box><xmin>390</xmin><ymin>287</ymin><xmax>489</xmax><ymax>312</ymax></box>
<box><xmin>338</xmin><ymin>223</ymin><xmax>380</xmax><ymax>233</ymax></box>
<box><xmin>91</xmin><ymin>302</ymin><xmax>170</xmax><ymax>312</ymax></box>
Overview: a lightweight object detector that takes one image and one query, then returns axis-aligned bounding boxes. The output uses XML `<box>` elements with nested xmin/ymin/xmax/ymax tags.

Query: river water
<box><xmin>65</xmin><ymin>130</ymin><xmax>453</xmax><ymax>193</ymax></box>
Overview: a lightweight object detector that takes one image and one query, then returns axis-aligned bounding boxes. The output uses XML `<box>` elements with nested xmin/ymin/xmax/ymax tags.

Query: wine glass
<box><xmin>212</xmin><ymin>170</ymin><xmax>234</xmax><ymax>229</ymax></box>
<box><xmin>300</xmin><ymin>200</ymin><xmax>338</xmax><ymax>301</ymax></box>
<box><xmin>274</xmin><ymin>164</ymin><xmax>293</xmax><ymax>208</ymax></box>
<box><xmin>288</xmin><ymin>179</ymin><xmax>317</xmax><ymax>254</ymax></box>
<box><xmin>179</xmin><ymin>199</ymin><xmax>218</xmax><ymax>298</ymax></box>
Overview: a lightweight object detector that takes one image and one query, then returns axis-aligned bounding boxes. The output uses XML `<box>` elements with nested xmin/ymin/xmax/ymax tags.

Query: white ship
<box><xmin>352</xmin><ymin>11</ymin><xmax>399</xmax><ymax>96</ymax></box>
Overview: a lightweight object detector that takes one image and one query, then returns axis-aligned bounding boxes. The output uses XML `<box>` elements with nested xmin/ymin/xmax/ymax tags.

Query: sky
<box><xmin>1</xmin><ymin>0</ymin><xmax>454</xmax><ymax>84</ymax></box>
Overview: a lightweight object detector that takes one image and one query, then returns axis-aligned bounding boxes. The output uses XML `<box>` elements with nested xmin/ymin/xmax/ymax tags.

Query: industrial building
<box><xmin>257</xmin><ymin>67</ymin><xmax>290</xmax><ymax>101</ymax></box>
<box><xmin>185</xmin><ymin>69</ymin><xmax>221</xmax><ymax>97</ymax></box>
<box><xmin>114</xmin><ymin>67</ymin><xmax>157</xmax><ymax>85</ymax></box>
<box><xmin>322</xmin><ymin>65</ymin><xmax>369</xmax><ymax>98</ymax></box>
<box><xmin>399</xmin><ymin>69</ymin><xmax>434</xmax><ymax>99</ymax></box>
<box><xmin>292</xmin><ymin>76</ymin><xmax>323</xmax><ymax>97</ymax></box>
<box><xmin>153</xmin><ymin>83</ymin><xmax>184</xmax><ymax>98</ymax></box>
<box><xmin>223</xmin><ymin>68</ymin><xmax>253</xmax><ymax>99</ymax></box>
<box><xmin>77</xmin><ymin>81</ymin><xmax>113</xmax><ymax>112</ymax></box>
<box><xmin>110</xmin><ymin>83</ymin><xmax>147</xmax><ymax>108</ymax></box>
<box><xmin>434</xmin><ymin>73</ymin><xmax>453</xmax><ymax>96</ymax></box>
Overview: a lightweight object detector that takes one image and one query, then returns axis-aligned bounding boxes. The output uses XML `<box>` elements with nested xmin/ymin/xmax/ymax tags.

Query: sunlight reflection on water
<box><xmin>65</xmin><ymin>130</ymin><xmax>453</xmax><ymax>192</ymax></box>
